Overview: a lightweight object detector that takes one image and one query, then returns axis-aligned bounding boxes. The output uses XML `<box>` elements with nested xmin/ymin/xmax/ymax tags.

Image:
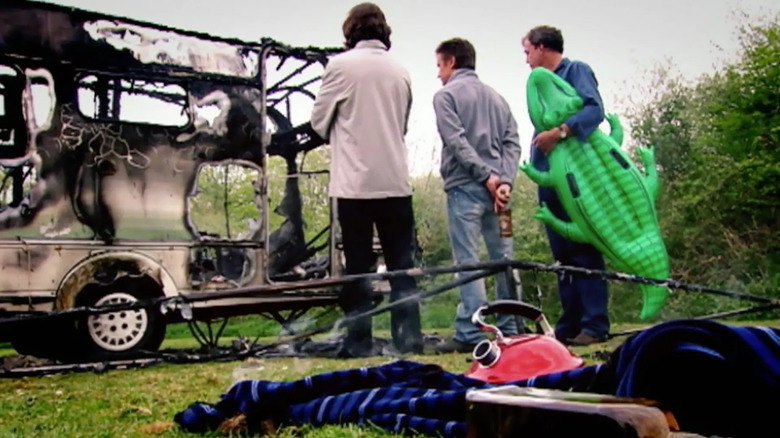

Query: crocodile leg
<box><xmin>519</xmin><ymin>162</ymin><xmax>554</xmax><ymax>187</ymax></box>
<box><xmin>606</xmin><ymin>113</ymin><xmax>624</xmax><ymax>146</ymax></box>
<box><xmin>534</xmin><ymin>202</ymin><xmax>588</xmax><ymax>243</ymax></box>
<box><xmin>638</xmin><ymin>146</ymin><xmax>660</xmax><ymax>202</ymax></box>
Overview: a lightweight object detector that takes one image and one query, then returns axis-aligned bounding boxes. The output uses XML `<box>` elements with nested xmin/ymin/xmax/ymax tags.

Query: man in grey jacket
<box><xmin>433</xmin><ymin>38</ymin><xmax>523</xmax><ymax>353</ymax></box>
<box><xmin>310</xmin><ymin>3</ymin><xmax>422</xmax><ymax>357</ymax></box>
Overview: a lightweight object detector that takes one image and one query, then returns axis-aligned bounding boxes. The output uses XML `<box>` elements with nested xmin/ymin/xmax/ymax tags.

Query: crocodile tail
<box><xmin>639</xmin><ymin>284</ymin><xmax>668</xmax><ymax>320</ymax></box>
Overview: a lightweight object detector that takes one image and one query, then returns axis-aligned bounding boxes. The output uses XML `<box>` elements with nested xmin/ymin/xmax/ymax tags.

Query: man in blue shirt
<box><xmin>522</xmin><ymin>25</ymin><xmax>609</xmax><ymax>346</ymax></box>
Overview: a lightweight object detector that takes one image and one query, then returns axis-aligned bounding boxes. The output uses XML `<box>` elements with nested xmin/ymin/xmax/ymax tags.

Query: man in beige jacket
<box><xmin>311</xmin><ymin>2</ymin><xmax>422</xmax><ymax>357</ymax></box>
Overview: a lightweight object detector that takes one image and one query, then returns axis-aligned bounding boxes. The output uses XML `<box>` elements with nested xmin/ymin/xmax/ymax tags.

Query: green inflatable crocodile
<box><xmin>520</xmin><ymin>67</ymin><xmax>669</xmax><ymax>320</ymax></box>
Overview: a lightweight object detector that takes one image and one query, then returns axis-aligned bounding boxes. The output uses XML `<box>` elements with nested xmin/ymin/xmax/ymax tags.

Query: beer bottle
<box><xmin>498</xmin><ymin>206</ymin><xmax>513</xmax><ymax>238</ymax></box>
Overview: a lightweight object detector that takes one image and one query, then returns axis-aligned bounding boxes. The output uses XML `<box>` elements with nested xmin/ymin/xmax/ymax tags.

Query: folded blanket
<box><xmin>175</xmin><ymin>319</ymin><xmax>780</xmax><ymax>437</ymax></box>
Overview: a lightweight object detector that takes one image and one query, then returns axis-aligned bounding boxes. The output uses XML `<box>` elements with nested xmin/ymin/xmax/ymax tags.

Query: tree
<box><xmin>190</xmin><ymin>163</ymin><xmax>260</xmax><ymax>239</ymax></box>
<box><xmin>623</xmin><ymin>13</ymin><xmax>780</xmax><ymax>299</ymax></box>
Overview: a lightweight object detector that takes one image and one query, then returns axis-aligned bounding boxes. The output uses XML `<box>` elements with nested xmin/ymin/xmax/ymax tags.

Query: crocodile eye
<box><xmin>565</xmin><ymin>98</ymin><xmax>583</xmax><ymax>112</ymax></box>
<box><xmin>543</xmin><ymin>111</ymin><xmax>560</xmax><ymax>127</ymax></box>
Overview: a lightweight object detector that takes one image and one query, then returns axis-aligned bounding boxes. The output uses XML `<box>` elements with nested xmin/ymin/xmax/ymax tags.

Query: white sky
<box><xmin>45</xmin><ymin>0</ymin><xmax>779</xmax><ymax>176</ymax></box>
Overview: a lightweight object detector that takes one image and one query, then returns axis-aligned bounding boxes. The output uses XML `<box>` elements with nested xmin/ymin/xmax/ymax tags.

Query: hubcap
<box><xmin>87</xmin><ymin>292</ymin><xmax>148</xmax><ymax>352</ymax></box>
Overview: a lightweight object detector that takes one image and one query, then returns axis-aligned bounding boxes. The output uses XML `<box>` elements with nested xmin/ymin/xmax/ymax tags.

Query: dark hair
<box><xmin>523</xmin><ymin>25</ymin><xmax>564</xmax><ymax>54</ymax></box>
<box><xmin>435</xmin><ymin>38</ymin><xmax>476</xmax><ymax>70</ymax></box>
<box><xmin>342</xmin><ymin>3</ymin><xmax>392</xmax><ymax>49</ymax></box>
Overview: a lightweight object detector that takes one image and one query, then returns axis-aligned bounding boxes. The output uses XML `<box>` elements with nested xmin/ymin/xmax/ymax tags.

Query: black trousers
<box><xmin>538</xmin><ymin>185</ymin><xmax>609</xmax><ymax>340</ymax></box>
<box><xmin>336</xmin><ymin>196</ymin><xmax>423</xmax><ymax>355</ymax></box>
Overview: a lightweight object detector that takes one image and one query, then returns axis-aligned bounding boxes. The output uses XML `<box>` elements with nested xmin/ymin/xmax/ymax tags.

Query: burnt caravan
<box><xmin>0</xmin><ymin>0</ymin><xmax>362</xmax><ymax>359</ymax></box>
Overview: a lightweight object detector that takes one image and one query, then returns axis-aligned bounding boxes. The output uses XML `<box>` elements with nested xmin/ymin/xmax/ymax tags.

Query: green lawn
<box><xmin>0</xmin><ymin>325</ymin><xmax>621</xmax><ymax>438</ymax></box>
<box><xmin>1</xmin><ymin>312</ymin><xmax>777</xmax><ymax>437</ymax></box>
<box><xmin>0</xmin><ymin>347</ymin><xmax>464</xmax><ymax>437</ymax></box>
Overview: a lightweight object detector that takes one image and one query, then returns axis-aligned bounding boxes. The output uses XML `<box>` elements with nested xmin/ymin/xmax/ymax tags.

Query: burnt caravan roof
<box><xmin>0</xmin><ymin>0</ymin><xmax>339</xmax><ymax>78</ymax></box>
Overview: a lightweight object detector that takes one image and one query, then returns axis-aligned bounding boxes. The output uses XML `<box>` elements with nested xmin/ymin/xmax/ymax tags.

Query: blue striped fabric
<box><xmin>175</xmin><ymin>319</ymin><xmax>780</xmax><ymax>437</ymax></box>
<box><xmin>175</xmin><ymin>360</ymin><xmax>481</xmax><ymax>435</ymax></box>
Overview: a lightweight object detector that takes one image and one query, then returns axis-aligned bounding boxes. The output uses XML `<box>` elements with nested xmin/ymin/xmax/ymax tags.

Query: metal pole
<box><xmin>502</xmin><ymin>263</ymin><xmax>524</xmax><ymax>334</ymax></box>
<box><xmin>234</xmin><ymin>268</ymin><xmax>502</xmax><ymax>359</ymax></box>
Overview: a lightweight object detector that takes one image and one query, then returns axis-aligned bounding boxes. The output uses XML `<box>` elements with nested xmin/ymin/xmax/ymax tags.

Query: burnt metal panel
<box><xmin>0</xmin><ymin>0</ymin><xmax>341</xmax><ymax>320</ymax></box>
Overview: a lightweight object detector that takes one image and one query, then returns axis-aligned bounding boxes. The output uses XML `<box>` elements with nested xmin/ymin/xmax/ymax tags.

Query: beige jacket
<box><xmin>311</xmin><ymin>40</ymin><xmax>413</xmax><ymax>199</ymax></box>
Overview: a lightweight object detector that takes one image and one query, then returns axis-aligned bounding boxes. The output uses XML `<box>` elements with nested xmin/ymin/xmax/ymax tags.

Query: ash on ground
<box><xmin>0</xmin><ymin>334</ymin><xmax>448</xmax><ymax>372</ymax></box>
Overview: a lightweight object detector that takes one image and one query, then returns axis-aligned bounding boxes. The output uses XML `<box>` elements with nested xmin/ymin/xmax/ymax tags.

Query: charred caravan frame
<box><xmin>0</xmin><ymin>0</ymin><xmax>366</xmax><ymax>358</ymax></box>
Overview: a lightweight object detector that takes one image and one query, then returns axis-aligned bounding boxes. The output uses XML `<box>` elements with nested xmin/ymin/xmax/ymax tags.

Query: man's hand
<box><xmin>533</xmin><ymin>127</ymin><xmax>561</xmax><ymax>155</ymax></box>
<box><xmin>484</xmin><ymin>174</ymin><xmax>501</xmax><ymax>197</ymax></box>
<box><xmin>494</xmin><ymin>183</ymin><xmax>511</xmax><ymax>212</ymax></box>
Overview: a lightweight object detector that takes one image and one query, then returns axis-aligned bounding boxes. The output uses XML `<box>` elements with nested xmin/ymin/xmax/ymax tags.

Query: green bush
<box><xmin>621</xmin><ymin>13</ymin><xmax>780</xmax><ymax>319</ymax></box>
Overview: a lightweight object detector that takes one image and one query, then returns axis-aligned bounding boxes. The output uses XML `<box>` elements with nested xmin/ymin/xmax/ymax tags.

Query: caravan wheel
<box><xmin>76</xmin><ymin>279</ymin><xmax>166</xmax><ymax>360</ymax></box>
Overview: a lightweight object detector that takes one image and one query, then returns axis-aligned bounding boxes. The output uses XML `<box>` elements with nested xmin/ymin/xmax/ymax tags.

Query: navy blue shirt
<box><xmin>530</xmin><ymin>58</ymin><xmax>605</xmax><ymax>171</ymax></box>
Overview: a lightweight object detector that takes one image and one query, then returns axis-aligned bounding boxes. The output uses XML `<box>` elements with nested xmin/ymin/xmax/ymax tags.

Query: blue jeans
<box><xmin>446</xmin><ymin>182</ymin><xmax>519</xmax><ymax>344</ymax></box>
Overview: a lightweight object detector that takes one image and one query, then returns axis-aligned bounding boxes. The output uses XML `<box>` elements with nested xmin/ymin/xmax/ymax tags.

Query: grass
<box><xmin>2</xmin><ymin>320</ymin><xmax>779</xmax><ymax>437</ymax></box>
<box><xmin>0</xmin><ymin>316</ymin><xmax>625</xmax><ymax>438</ymax></box>
<box><xmin>1</xmin><ymin>279</ymin><xmax>778</xmax><ymax>438</ymax></box>
<box><xmin>0</xmin><ymin>344</ymin><xmax>467</xmax><ymax>438</ymax></box>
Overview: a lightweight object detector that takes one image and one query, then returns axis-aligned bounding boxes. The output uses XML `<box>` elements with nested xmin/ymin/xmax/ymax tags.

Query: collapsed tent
<box><xmin>174</xmin><ymin>319</ymin><xmax>780</xmax><ymax>437</ymax></box>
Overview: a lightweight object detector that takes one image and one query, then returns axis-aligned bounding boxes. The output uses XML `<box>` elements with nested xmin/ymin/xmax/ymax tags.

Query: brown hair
<box><xmin>342</xmin><ymin>3</ymin><xmax>392</xmax><ymax>49</ymax></box>
<box><xmin>435</xmin><ymin>38</ymin><xmax>476</xmax><ymax>70</ymax></box>
<box><xmin>523</xmin><ymin>25</ymin><xmax>564</xmax><ymax>53</ymax></box>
